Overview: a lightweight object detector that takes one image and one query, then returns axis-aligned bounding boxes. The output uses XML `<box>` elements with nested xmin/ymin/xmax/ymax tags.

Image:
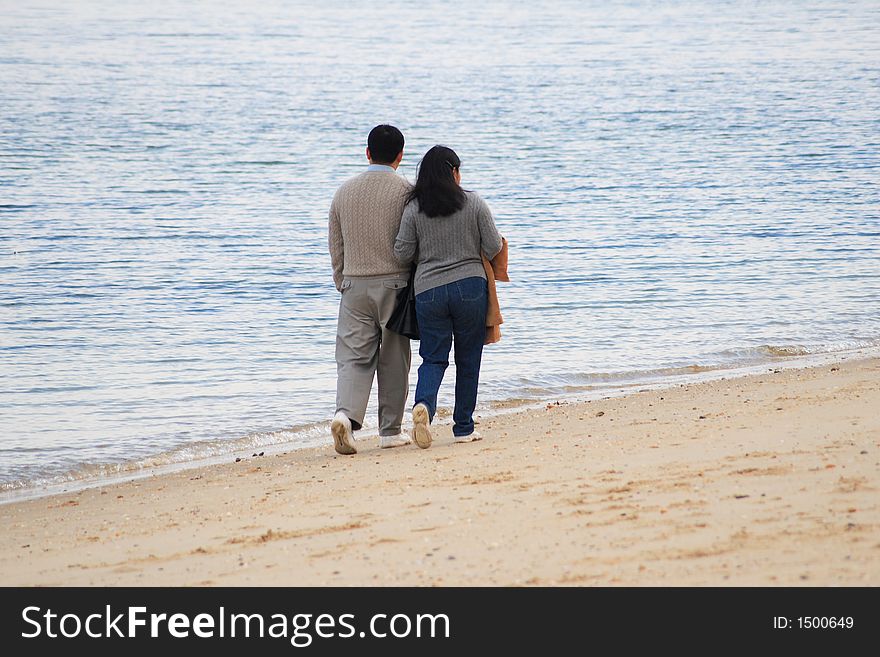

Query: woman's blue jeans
<box><xmin>413</xmin><ymin>276</ymin><xmax>488</xmax><ymax>437</ymax></box>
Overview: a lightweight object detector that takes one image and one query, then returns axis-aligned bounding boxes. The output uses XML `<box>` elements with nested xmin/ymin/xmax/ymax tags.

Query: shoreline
<box><xmin>1</xmin><ymin>356</ymin><xmax>878</xmax><ymax>586</ymax></box>
<box><xmin>4</xmin><ymin>345</ymin><xmax>879</xmax><ymax>506</ymax></box>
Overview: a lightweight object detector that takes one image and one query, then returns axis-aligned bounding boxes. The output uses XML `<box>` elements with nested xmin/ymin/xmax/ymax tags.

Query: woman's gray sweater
<box><xmin>394</xmin><ymin>191</ymin><xmax>503</xmax><ymax>296</ymax></box>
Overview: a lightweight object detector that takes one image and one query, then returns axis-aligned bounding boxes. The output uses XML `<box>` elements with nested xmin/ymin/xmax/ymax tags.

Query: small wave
<box><xmin>0</xmin><ymin>421</ymin><xmax>332</xmax><ymax>501</ymax></box>
<box><xmin>759</xmin><ymin>344</ymin><xmax>812</xmax><ymax>357</ymax></box>
<box><xmin>730</xmin><ymin>338</ymin><xmax>880</xmax><ymax>360</ymax></box>
<box><xmin>483</xmin><ymin>337</ymin><xmax>880</xmax><ymax>409</ymax></box>
<box><xmin>487</xmin><ymin>398</ymin><xmax>534</xmax><ymax>410</ymax></box>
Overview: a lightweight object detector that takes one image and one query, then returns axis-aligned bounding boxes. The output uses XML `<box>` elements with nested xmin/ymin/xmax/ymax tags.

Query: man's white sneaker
<box><xmin>411</xmin><ymin>403</ymin><xmax>432</xmax><ymax>449</ymax></box>
<box><xmin>330</xmin><ymin>412</ymin><xmax>356</xmax><ymax>455</ymax></box>
<box><xmin>454</xmin><ymin>431</ymin><xmax>482</xmax><ymax>443</ymax></box>
<box><xmin>379</xmin><ymin>434</ymin><xmax>411</xmax><ymax>449</ymax></box>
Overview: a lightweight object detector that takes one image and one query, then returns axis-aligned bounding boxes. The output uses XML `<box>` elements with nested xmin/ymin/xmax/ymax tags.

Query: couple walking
<box><xmin>328</xmin><ymin>124</ymin><xmax>506</xmax><ymax>454</ymax></box>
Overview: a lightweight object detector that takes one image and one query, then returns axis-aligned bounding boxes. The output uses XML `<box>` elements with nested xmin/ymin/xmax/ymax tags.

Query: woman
<box><xmin>394</xmin><ymin>145</ymin><xmax>503</xmax><ymax>448</ymax></box>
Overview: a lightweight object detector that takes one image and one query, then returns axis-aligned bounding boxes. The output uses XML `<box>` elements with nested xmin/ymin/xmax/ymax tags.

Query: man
<box><xmin>328</xmin><ymin>124</ymin><xmax>413</xmax><ymax>455</ymax></box>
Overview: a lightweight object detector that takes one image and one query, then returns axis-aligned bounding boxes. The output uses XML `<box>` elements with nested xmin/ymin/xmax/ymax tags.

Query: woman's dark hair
<box><xmin>408</xmin><ymin>145</ymin><xmax>466</xmax><ymax>217</ymax></box>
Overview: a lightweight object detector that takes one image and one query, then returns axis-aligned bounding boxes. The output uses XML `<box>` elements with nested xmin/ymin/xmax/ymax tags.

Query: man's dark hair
<box><xmin>367</xmin><ymin>124</ymin><xmax>405</xmax><ymax>164</ymax></box>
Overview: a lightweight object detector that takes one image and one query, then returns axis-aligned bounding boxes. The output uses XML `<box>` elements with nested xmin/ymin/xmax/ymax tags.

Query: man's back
<box><xmin>328</xmin><ymin>124</ymin><xmax>412</xmax><ymax>456</ymax></box>
<box><xmin>329</xmin><ymin>169</ymin><xmax>411</xmax><ymax>290</ymax></box>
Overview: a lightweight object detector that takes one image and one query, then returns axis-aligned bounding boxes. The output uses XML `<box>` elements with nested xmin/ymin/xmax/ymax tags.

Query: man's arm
<box><xmin>329</xmin><ymin>198</ymin><xmax>344</xmax><ymax>291</ymax></box>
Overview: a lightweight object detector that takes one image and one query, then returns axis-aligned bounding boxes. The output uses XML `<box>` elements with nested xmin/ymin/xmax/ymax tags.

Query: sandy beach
<box><xmin>1</xmin><ymin>357</ymin><xmax>877</xmax><ymax>586</ymax></box>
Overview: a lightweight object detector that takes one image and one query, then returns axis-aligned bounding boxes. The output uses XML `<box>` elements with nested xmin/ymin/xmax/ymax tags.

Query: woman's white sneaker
<box><xmin>330</xmin><ymin>412</ymin><xmax>356</xmax><ymax>455</ymax></box>
<box><xmin>411</xmin><ymin>403</ymin><xmax>432</xmax><ymax>449</ymax></box>
<box><xmin>454</xmin><ymin>431</ymin><xmax>482</xmax><ymax>443</ymax></box>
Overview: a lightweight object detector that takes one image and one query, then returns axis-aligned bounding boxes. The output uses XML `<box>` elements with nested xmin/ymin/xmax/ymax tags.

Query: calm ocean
<box><xmin>2</xmin><ymin>0</ymin><xmax>879</xmax><ymax>498</ymax></box>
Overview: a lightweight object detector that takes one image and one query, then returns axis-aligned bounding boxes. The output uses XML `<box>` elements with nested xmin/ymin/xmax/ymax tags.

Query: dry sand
<box><xmin>1</xmin><ymin>358</ymin><xmax>878</xmax><ymax>586</ymax></box>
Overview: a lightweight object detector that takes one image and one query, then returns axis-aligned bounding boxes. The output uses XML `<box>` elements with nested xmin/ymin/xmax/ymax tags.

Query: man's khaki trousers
<box><xmin>335</xmin><ymin>274</ymin><xmax>411</xmax><ymax>436</ymax></box>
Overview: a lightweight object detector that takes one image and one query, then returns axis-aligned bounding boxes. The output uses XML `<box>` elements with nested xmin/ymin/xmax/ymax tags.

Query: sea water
<box><xmin>2</xmin><ymin>0</ymin><xmax>878</xmax><ymax>497</ymax></box>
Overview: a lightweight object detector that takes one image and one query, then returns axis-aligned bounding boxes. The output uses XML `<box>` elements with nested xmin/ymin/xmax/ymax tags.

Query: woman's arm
<box><xmin>394</xmin><ymin>206</ymin><xmax>418</xmax><ymax>265</ymax></box>
<box><xmin>476</xmin><ymin>196</ymin><xmax>503</xmax><ymax>260</ymax></box>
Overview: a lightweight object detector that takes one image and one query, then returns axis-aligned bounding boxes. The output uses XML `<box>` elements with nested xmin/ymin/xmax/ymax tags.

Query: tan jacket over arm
<box><xmin>481</xmin><ymin>237</ymin><xmax>509</xmax><ymax>345</ymax></box>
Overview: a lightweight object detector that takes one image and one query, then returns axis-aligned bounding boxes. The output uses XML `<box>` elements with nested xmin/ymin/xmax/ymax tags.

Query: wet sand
<box><xmin>1</xmin><ymin>358</ymin><xmax>878</xmax><ymax>586</ymax></box>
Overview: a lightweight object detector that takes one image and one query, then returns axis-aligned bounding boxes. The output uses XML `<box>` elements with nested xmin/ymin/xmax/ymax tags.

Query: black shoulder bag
<box><xmin>385</xmin><ymin>265</ymin><xmax>419</xmax><ymax>340</ymax></box>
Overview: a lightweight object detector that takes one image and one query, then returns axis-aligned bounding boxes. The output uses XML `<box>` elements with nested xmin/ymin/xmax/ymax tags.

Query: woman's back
<box><xmin>393</xmin><ymin>143</ymin><xmax>504</xmax><ymax>446</ymax></box>
<box><xmin>396</xmin><ymin>191</ymin><xmax>503</xmax><ymax>296</ymax></box>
